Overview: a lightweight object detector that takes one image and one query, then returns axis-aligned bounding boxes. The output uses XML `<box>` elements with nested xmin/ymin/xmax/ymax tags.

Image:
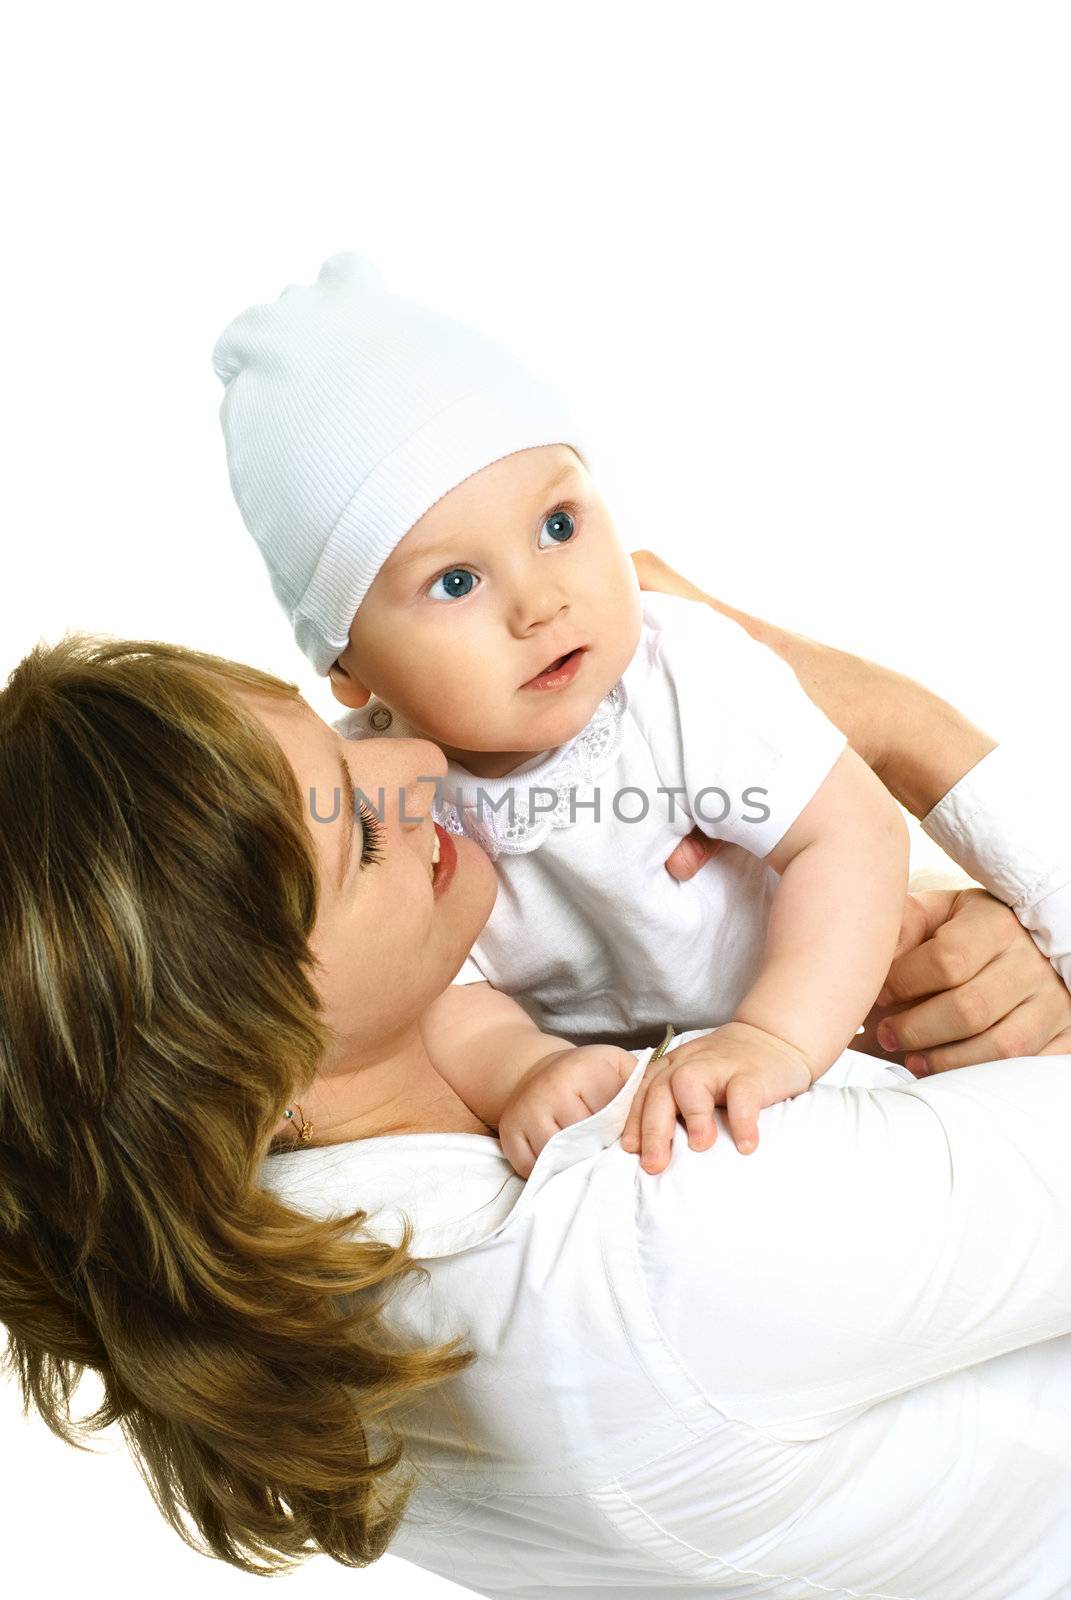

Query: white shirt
<box><xmin>336</xmin><ymin>592</ymin><xmax>849</xmax><ymax>1047</ymax></box>
<box><xmin>261</xmin><ymin>737</ymin><xmax>1071</xmax><ymax>1599</ymax></box>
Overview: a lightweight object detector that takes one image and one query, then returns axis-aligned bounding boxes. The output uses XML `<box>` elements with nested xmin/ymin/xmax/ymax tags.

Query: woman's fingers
<box><xmin>878</xmin><ymin>943</ymin><xmax>1039</xmax><ymax>1053</ymax></box>
<box><xmin>878</xmin><ymin>890</ymin><xmax>1004</xmax><ymax>1006</ymax></box>
<box><xmin>663</xmin><ymin>827</ymin><xmax>724</xmax><ymax>882</ymax></box>
<box><xmin>860</xmin><ymin>885</ymin><xmax>1071</xmax><ymax>1074</ymax></box>
<box><xmin>918</xmin><ymin>995</ymin><xmax>1060</xmax><ymax>1073</ymax></box>
<box><xmin>876</xmin><ymin>906</ymin><xmax>1071</xmax><ymax>1070</ymax></box>
<box><xmin>885</xmin><ymin>890</ymin><xmax>961</xmax><ymax>980</ymax></box>
<box><xmin>906</xmin><ymin>980</ymin><xmax>1071</xmax><ymax>1073</ymax></box>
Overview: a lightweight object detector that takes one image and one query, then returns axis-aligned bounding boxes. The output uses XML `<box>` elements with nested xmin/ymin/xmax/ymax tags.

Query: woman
<box><xmin>1</xmin><ymin>591</ymin><xmax>1070</xmax><ymax>1598</ymax></box>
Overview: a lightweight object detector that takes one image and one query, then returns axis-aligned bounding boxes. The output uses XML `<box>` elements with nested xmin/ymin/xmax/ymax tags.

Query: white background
<box><xmin>1</xmin><ymin>3</ymin><xmax>1068</xmax><ymax>1595</ymax></box>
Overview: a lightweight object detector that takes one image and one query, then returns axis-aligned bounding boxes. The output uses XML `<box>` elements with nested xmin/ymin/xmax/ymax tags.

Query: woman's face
<box><xmin>236</xmin><ymin>689</ymin><xmax>496</xmax><ymax>1070</ymax></box>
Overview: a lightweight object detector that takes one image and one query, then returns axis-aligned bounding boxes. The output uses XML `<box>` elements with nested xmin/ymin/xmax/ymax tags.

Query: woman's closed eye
<box><xmin>424</xmin><ymin>503</ymin><xmax>581</xmax><ymax>602</ymax></box>
<box><xmin>358</xmin><ymin>801</ymin><xmax>384</xmax><ymax>867</ymax></box>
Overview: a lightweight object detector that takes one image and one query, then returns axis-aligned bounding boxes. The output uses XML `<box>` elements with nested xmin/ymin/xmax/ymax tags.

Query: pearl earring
<box><xmin>282</xmin><ymin>1103</ymin><xmax>313</xmax><ymax>1142</ymax></box>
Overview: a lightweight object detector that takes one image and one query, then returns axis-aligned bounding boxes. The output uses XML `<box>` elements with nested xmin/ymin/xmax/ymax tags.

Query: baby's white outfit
<box><xmin>334</xmin><ymin>591</ymin><xmax>848</xmax><ymax>1048</ymax></box>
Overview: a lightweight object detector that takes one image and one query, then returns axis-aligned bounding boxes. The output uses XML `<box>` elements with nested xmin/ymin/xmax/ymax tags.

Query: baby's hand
<box><xmin>497</xmin><ymin>1044</ymin><xmax>637</xmax><ymax>1179</ymax></box>
<box><xmin>620</xmin><ymin>1022</ymin><xmax>817</xmax><ymax>1173</ymax></box>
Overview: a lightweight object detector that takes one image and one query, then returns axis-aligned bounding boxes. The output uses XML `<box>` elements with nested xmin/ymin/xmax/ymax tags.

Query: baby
<box><xmin>213</xmin><ymin>252</ymin><xmax>909</xmax><ymax>1177</ymax></box>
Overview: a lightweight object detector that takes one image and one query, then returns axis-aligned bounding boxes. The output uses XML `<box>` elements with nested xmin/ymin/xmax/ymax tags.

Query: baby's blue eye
<box><xmin>428</xmin><ymin>568</ymin><xmax>478</xmax><ymax>602</ymax></box>
<box><xmin>538</xmin><ymin>508</ymin><xmax>576</xmax><ymax>548</ymax></box>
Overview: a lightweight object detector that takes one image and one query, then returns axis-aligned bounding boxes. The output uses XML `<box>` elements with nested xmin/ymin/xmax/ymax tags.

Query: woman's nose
<box><xmin>393</xmin><ymin>739</ymin><xmax>446</xmax><ymax>831</ymax></box>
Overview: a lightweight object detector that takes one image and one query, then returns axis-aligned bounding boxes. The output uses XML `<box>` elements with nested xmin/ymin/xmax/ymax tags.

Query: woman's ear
<box><xmin>328</xmin><ymin>658</ymin><xmax>372</xmax><ymax>709</ymax></box>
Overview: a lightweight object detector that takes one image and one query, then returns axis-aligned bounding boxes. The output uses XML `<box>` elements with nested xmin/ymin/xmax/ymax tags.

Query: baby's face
<box><xmin>333</xmin><ymin>444</ymin><xmax>643</xmax><ymax>777</ymax></box>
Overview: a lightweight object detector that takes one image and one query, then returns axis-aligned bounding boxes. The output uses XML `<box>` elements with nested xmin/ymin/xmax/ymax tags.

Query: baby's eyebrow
<box><xmin>385</xmin><ymin>540</ymin><xmax>457</xmax><ymax>579</ymax></box>
<box><xmin>384</xmin><ymin>463</ymin><xmax>579</xmax><ymax>579</ymax></box>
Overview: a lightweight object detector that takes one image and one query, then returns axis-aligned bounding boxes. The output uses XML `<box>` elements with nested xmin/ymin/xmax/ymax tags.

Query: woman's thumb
<box><xmin>892</xmin><ymin>889</ymin><xmax>960</xmax><ymax>960</ymax></box>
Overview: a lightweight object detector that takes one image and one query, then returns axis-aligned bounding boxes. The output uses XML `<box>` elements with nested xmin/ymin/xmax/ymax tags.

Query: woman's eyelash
<box><xmin>357</xmin><ymin>801</ymin><xmax>384</xmax><ymax>867</ymax></box>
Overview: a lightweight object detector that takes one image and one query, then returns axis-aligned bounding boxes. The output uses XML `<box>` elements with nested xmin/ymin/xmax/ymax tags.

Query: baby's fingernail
<box><xmin>737</xmin><ymin>1138</ymin><xmax>755</xmax><ymax>1154</ymax></box>
<box><xmin>905</xmin><ymin>1053</ymin><xmax>929</xmax><ymax>1075</ymax></box>
<box><xmin>876</xmin><ymin>1020</ymin><xmax>898</xmax><ymax>1050</ymax></box>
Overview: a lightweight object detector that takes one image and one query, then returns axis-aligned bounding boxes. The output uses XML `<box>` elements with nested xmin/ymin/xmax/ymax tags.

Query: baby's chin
<box><xmin>515</xmin><ymin>665</ymin><xmax>625</xmax><ymax>741</ymax></box>
<box><xmin>417</xmin><ymin>660</ymin><xmax>622</xmax><ymax>766</ymax></box>
<box><xmin>431</xmin><ymin>703</ymin><xmax>598</xmax><ymax>773</ymax></box>
<box><xmin>507</xmin><ymin>692</ymin><xmax>611</xmax><ymax>756</ymax></box>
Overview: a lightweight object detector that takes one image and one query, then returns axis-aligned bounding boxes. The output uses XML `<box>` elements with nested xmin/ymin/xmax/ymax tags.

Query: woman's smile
<box><xmin>431</xmin><ymin>822</ymin><xmax>457</xmax><ymax>896</ymax></box>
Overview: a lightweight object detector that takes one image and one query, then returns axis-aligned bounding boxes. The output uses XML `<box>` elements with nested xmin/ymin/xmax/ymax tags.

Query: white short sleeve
<box><xmin>626</xmin><ymin>592</ymin><xmax>849</xmax><ymax>857</ymax></box>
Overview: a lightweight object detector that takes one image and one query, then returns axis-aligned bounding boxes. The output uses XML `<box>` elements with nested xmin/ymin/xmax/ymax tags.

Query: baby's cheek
<box><xmin>426</xmin><ymin>683</ymin><xmax>508</xmax><ymax>748</ymax></box>
<box><xmin>369</xmin><ymin>651</ymin><xmax>462</xmax><ymax>737</ymax></box>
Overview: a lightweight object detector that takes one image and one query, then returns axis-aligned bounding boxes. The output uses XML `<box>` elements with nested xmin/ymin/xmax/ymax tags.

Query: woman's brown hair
<box><xmin>0</xmin><ymin>634</ymin><xmax>476</xmax><ymax>1575</ymax></box>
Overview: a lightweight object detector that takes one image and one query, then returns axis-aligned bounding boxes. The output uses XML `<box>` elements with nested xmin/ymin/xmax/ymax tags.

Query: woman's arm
<box><xmin>629</xmin><ymin>548</ymin><xmax>996</xmax><ymax>815</ymax></box>
<box><xmin>631</xmin><ymin>549</ymin><xmax>1071</xmax><ymax>1069</ymax></box>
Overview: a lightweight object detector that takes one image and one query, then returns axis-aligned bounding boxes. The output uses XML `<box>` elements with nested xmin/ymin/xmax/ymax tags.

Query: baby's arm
<box><xmin>421</xmin><ymin>981</ymin><xmax>637</xmax><ymax>1176</ymax></box>
<box><xmin>623</xmin><ymin>746</ymin><xmax>910</xmax><ymax>1169</ymax></box>
<box><xmin>740</xmin><ymin>744</ymin><xmax>910</xmax><ymax>1074</ymax></box>
<box><xmin>419</xmin><ymin>980</ymin><xmax>574</xmax><ymax>1127</ymax></box>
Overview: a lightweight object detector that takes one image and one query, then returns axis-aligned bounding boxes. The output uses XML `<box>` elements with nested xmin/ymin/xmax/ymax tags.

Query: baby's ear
<box><xmin>327</xmin><ymin>658</ymin><xmax>372</xmax><ymax>709</ymax></box>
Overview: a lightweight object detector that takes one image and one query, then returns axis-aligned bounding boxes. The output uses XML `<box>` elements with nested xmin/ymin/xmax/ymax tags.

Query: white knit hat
<box><xmin>212</xmin><ymin>252</ymin><xmax>593</xmax><ymax>675</ymax></box>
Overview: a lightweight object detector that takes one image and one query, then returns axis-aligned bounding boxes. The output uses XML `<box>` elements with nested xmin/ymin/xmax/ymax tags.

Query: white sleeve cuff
<box><xmin>921</xmin><ymin>739</ymin><xmax>1071</xmax><ymax>992</ymax></box>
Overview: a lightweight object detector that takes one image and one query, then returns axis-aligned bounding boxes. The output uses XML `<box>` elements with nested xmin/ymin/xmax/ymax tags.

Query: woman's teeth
<box><xmin>430</xmin><ymin>830</ymin><xmax>441</xmax><ymax>877</ymax></box>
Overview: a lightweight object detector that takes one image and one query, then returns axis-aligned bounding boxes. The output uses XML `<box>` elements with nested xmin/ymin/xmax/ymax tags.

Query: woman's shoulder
<box><xmin>624</xmin><ymin>590</ymin><xmax>748</xmax><ymax>685</ymax></box>
<box><xmin>621</xmin><ymin>589</ymin><xmax>807</xmax><ymax>733</ymax></box>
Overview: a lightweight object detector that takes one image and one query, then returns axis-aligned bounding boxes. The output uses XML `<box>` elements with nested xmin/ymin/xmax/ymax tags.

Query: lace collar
<box><xmin>336</xmin><ymin>683</ymin><xmax>628</xmax><ymax>861</ymax></box>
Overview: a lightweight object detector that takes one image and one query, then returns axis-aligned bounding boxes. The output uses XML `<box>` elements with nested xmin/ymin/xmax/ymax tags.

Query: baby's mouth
<box><xmin>521</xmin><ymin>646</ymin><xmax>586</xmax><ymax>688</ymax></box>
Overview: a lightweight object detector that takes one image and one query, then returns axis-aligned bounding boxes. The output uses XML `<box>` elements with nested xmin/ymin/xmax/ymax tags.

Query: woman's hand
<box><xmin>858</xmin><ymin>888</ymin><xmax>1071</xmax><ymax>1073</ymax></box>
